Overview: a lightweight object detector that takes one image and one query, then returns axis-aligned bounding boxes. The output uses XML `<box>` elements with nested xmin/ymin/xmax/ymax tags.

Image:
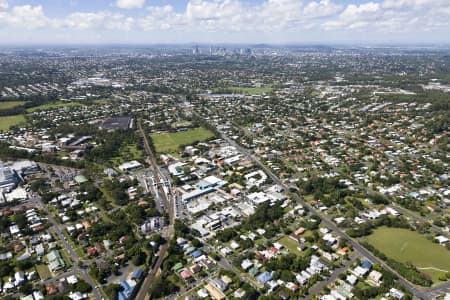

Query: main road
<box><xmin>212</xmin><ymin>122</ymin><xmax>433</xmax><ymax>299</ymax></box>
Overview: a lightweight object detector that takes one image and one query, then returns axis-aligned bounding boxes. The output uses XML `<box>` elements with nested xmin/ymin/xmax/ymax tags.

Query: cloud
<box><xmin>0</xmin><ymin>0</ymin><xmax>8</xmax><ymax>10</ymax></box>
<box><xmin>138</xmin><ymin>5</ymin><xmax>186</xmax><ymax>30</ymax></box>
<box><xmin>116</xmin><ymin>0</ymin><xmax>146</xmax><ymax>9</ymax></box>
<box><xmin>0</xmin><ymin>5</ymin><xmax>49</xmax><ymax>29</ymax></box>
<box><xmin>0</xmin><ymin>0</ymin><xmax>449</xmax><ymax>43</ymax></box>
<box><xmin>63</xmin><ymin>11</ymin><xmax>134</xmax><ymax>30</ymax></box>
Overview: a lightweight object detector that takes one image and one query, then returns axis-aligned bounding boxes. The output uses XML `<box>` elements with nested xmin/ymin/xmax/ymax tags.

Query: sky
<box><xmin>0</xmin><ymin>0</ymin><xmax>449</xmax><ymax>45</ymax></box>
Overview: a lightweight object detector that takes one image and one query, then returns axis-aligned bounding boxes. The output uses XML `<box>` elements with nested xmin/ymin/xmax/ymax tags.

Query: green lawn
<box><xmin>151</xmin><ymin>127</ymin><xmax>215</xmax><ymax>153</ymax></box>
<box><xmin>0</xmin><ymin>101</ymin><xmax>25</xmax><ymax>110</ymax></box>
<box><xmin>36</xmin><ymin>264</ymin><xmax>52</xmax><ymax>280</ymax></box>
<box><xmin>0</xmin><ymin>114</ymin><xmax>26</xmax><ymax>131</ymax></box>
<box><xmin>366</xmin><ymin>227</ymin><xmax>450</xmax><ymax>282</ymax></box>
<box><xmin>277</xmin><ymin>236</ymin><xmax>306</xmax><ymax>256</ymax></box>
<box><xmin>214</xmin><ymin>86</ymin><xmax>272</xmax><ymax>95</ymax></box>
<box><xmin>26</xmin><ymin>101</ymin><xmax>82</xmax><ymax>113</ymax></box>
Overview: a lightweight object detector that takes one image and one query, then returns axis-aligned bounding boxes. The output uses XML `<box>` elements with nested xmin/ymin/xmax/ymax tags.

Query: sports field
<box><xmin>26</xmin><ymin>101</ymin><xmax>82</xmax><ymax>113</ymax></box>
<box><xmin>0</xmin><ymin>114</ymin><xmax>26</xmax><ymax>131</ymax></box>
<box><xmin>0</xmin><ymin>101</ymin><xmax>25</xmax><ymax>110</ymax></box>
<box><xmin>366</xmin><ymin>227</ymin><xmax>450</xmax><ymax>282</ymax></box>
<box><xmin>151</xmin><ymin>127</ymin><xmax>214</xmax><ymax>153</ymax></box>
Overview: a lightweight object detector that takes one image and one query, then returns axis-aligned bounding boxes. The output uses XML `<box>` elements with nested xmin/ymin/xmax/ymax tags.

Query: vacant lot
<box><xmin>151</xmin><ymin>127</ymin><xmax>215</xmax><ymax>153</ymax></box>
<box><xmin>26</xmin><ymin>101</ymin><xmax>82</xmax><ymax>113</ymax></box>
<box><xmin>0</xmin><ymin>114</ymin><xmax>26</xmax><ymax>131</ymax></box>
<box><xmin>366</xmin><ymin>227</ymin><xmax>450</xmax><ymax>282</ymax></box>
<box><xmin>0</xmin><ymin>101</ymin><xmax>25</xmax><ymax>110</ymax></box>
<box><xmin>35</xmin><ymin>264</ymin><xmax>51</xmax><ymax>280</ymax></box>
<box><xmin>277</xmin><ymin>236</ymin><xmax>307</xmax><ymax>256</ymax></box>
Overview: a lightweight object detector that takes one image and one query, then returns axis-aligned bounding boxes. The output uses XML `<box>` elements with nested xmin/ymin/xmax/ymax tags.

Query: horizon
<box><xmin>1</xmin><ymin>42</ymin><xmax>450</xmax><ymax>48</ymax></box>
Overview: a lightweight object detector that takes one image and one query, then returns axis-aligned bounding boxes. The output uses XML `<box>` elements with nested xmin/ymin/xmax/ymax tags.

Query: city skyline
<box><xmin>0</xmin><ymin>0</ymin><xmax>449</xmax><ymax>45</ymax></box>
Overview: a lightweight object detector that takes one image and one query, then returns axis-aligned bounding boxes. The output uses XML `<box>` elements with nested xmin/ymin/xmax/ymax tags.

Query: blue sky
<box><xmin>0</xmin><ymin>0</ymin><xmax>449</xmax><ymax>44</ymax></box>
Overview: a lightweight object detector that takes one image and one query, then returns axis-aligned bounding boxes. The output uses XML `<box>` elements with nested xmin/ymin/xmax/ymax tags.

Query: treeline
<box><xmin>347</xmin><ymin>215</ymin><xmax>411</xmax><ymax>238</ymax></box>
<box><xmin>361</xmin><ymin>242</ymin><xmax>432</xmax><ymax>287</ymax></box>
<box><xmin>49</xmin><ymin>123</ymin><xmax>100</xmax><ymax>138</ymax></box>
<box><xmin>103</xmin><ymin>178</ymin><xmax>137</xmax><ymax>206</ymax></box>
<box><xmin>0</xmin><ymin>94</ymin><xmax>58</xmax><ymax>116</ymax></box>
<box><xmin>84</xmin><ymin>129</ymin><xmax>139</xmax><ymax>164</ymax></box>
<box><xmin>0</xmin><ymin>141</ymin><xmax>84</xmax><ymax>168</ymax></box>
<box><xmin>192</xmin><ymin>115</ymin><xmax>220</xmax><ymax>138</ymax></box>
<box><xmin>242</xmin><ymin>202</ymin><xmax>284</xmax><ymax>230</ymax></box>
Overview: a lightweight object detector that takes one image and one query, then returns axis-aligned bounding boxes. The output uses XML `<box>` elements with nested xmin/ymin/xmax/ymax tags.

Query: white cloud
<box><xmin>0</xmin><ymin>0</ymin><xmax>449</xmax><ymax>43</ymax></box>
<box><xmin>63</xmin><ymin>11</ymin><xmax>134</xmax><ymax>30</ymax></box>
<box><xmin>0</xmin><ymin>5</ymin><xmax>49</xmax><ymax>29</ymax></box>
<box><xmin>116</xmin><ymin>0</ymin><xmax>146</xmax><ymax>9</ymax></box>
<box><xmin>186</xmin><ymin>0</ymin><xmax>242</xmax><ymax>21</ymax></box>
<box><xmin>303</xmin><ymin>0</ymin><xmax>343</xmax><ymax>19</ymax></box>
<box><xmin>0</xmin><ymin>0</ymin><xmax>8</xmax><ymax>10</ymax></box>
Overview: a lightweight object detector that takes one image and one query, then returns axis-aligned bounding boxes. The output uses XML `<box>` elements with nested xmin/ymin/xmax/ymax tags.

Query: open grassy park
<box><xmin>0</xmin><ymin>101</ymin><xmax>25</xmax><ymax>110</ymax></box>
<box><xmin>366</xmin><ymin>227</ymin><xmax>450</xmax><ymax>283</ymax></box>
<box><xmin>26</xmin><ymin>101</ymin><xmax>82</xmax><ymax>113</ymax></box>
<box><xmin>151</xmin><ymin>127</ymin><xmax>215</xmax><ymax>153</ymax></box>
<box><xmin>110</xmin><ymin>144</ymin><xmax>143</xmax><ymax>167</ymax></box>
<box><xmin>214</xmin><ymin>86</ymin><xmax>272</xmax><ymax>95</ymax></box>
<box><xmin>0</xmin><ymin>114</ymin><xmax>26</xmax><ymax>131</ymax></box>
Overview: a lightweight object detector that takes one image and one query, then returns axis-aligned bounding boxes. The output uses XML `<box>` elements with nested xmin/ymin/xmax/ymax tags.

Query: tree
<box><xmin>191</xmin><ymin>238</ymin><xmax>203</xmax><ymax>248</ymax></box>
<box><xmin>0</xmin><ymin>262</ymin><xmax>13</xmax><ymax>277</ymax></box>
<box><xmin>19</xmin><ymin>282</ymin><xmax>33</xmax><ymax>294</ymax></box>
<box><xmin>73</xmin><ymin>280</ymin><xmax>92</xmax><ymax>293</ymax></box>
<box><xmin>104</xmin><ymin>284</ymin><xmax>122</xmax><ymax>300</ymax></box>
<box><xmin>150</xmin><ymin>277</ymin><xmax>179</xmax><ymax>298</ymax></box>
<box><xmin>132</xmin><ymin>249</ymin><xmax>147</xmax><ymax>266</ymax></box>
<box><xmin>13</xmin><ymin>213</ymin><xmax>27</xmax><ymax>229</ymax></box>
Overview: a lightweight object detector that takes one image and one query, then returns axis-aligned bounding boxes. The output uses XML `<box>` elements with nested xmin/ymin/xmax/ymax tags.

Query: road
<box><xmin>134</xmin><ymin>119</ymin><xmax>176</xmax><ymax>300</ymax></box>
<box><xmin>337</xmin><ymin>128</ymin><xmax>449</xmax><ymax>237</ymax></box>
<box><xmin>168</xmin><ymin>270</ymin><xmax>219</xmax><ymax>300</ymax></box>
<box><xmin>30</xmin><ymin>194</ymin><xmax>102</xmax><ymax>300</ymax></box>
<box><xmin>221</xmin><ymin>118</ymin><xmax>450</xmax><ymax>298</ymax></box>
<box><xmin>215</xmin><ymin>126</ymin><xmax>433</xmax><ymax>299</ymax></box>
<box><xmin>307</xmin><ymin>253</ymin><xmax>360</xmax><ymax>299</ymax></box>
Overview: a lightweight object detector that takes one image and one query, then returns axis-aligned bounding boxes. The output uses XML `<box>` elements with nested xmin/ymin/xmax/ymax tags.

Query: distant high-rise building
<box><xmin>193</xmin><ymin>45</ymin><xmax>199</xmax><ymax>55</ymax></box>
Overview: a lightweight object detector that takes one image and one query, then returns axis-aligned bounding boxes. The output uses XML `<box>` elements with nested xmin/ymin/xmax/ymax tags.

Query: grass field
<box><xmin>0</xmin><ymin>114</ymin><xmax>26</xmax><ymax>131</ymax></box>
<box><xmin>0</xmin><ymin>101</ymin><xmax>25</xmax><ymax>110</ymax></box>
<box><xmin>214</xmin><ymin>86</ymin><xmax>272</xmax><ymax>95</ymax></box>
<box><xmin>36</xmin><ymin>264</ymin><xmax>51</xmax><ymax>280</ymax></box>
<box><xmin>277</xmin><ymin>235</ymin><xmax>307</xmax><ymax>256</ymax></box>
<box><xmin>151</xmin><ymin>127</ymin><xmax>215</xmax><ymax>153</ymax></box>
<box><xmin>366</xmin><ymin>227</ymin><xmax>450</xmax><ymax>282</ymax></box>
<box><xmin>26</xmin><ymin>101</ymin><xmax>82</xmax><ymax>113</ymax></box>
